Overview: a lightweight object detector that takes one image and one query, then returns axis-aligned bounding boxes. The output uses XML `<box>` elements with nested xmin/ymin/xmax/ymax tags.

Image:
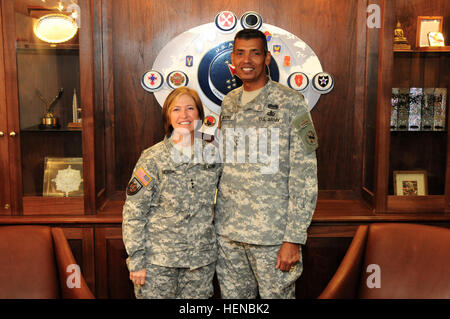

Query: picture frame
<box><xmin>43</xmin><ymin>157</ymin><xmax>84</xmax><ymax>197</ymax></box>
<box><xmin>393</xmin><ymin>170</ymin><xmax>428</xmax><ymax>196</ymax></box>
<box><xmin>416</xmin><ymin>16</ymin><xmax>443</xmax><ymax>47</ymax></box>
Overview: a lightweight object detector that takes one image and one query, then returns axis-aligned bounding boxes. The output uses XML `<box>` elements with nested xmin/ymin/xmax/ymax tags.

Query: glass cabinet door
<box><xmin>6</xmin><ymin>0</ymin><xmax>87</xmax><ymax>214</ymax></box>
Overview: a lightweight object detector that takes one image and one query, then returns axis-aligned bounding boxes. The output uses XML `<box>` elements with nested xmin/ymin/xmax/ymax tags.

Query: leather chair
<box><xmin>319</xmin><ymin>223</ymin><xmax>450</xmax><ymax>299</ymax></box>
<box><xmin>0</xmin><ymin>225</ymin><xmax>94</xmax><ymax>299</ymax></box>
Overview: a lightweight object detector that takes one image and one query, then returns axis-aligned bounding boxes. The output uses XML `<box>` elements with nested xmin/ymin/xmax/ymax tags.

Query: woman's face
<box><xmin>169</xmin><ymin>94</ymin><xmax>200</xmax><ymax>137</ymax></box>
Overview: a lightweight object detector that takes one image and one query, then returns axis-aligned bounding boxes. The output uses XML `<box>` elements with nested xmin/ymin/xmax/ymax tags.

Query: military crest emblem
<box><xmin>167</xmin><ymin>71</ymin><xmax>188</xmax><ymax>89</ymax></box>
<box><xmin>215</xmin><ymin>11</ymin><xmax>237</xmax><ymax>32</ymax></box>
<box><xmin>312</xmin><ymin>72</ymin><xmax>334</xmax><ymax>94</ymax></box>
<box><xmin>141</xmin><ymin>70</ymin><xmax>163</xmax><ymax>92</ymax></box>
<box><xmin>287</xmin><ymin>72</ymin><xmax>309</xmax><ymax>92</ymax></box>
<box><xmin>204</xmin><ymin>115</ymin><xmax>216</xmax><ymax>127</ymax></box>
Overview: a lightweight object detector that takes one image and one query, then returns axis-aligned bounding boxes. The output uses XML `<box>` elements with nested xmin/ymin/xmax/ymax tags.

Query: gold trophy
<box><xmin>394</xmin><ymin>21</ymin><xmax>411</xmax><ymax>50</ymax></box>
<box><xmin>37</xmin><ymin>88</ymin><xmax>63</xmax><ymax>129</ymax></box>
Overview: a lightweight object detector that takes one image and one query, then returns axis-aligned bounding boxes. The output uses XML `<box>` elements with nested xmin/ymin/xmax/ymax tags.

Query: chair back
<box><xmin>0</xmin><ymin>226</ymin><xmax>60</xmax><ymax>298</ymax></box>
<box><xmin>358</xmin><ymin>223</ymin><xmax>450</xmax><ymax>298</ymax></box>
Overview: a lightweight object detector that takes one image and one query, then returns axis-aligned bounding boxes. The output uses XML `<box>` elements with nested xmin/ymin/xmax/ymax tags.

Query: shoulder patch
<box><xmin>127</xmin><ymin>177</ymin><xmax>143</xmax><ymax>196</ymax></box>
<box><xmin>293</xmin><ymin>112</ymin><xmax>318</xmax><ymax>153</ymax></box>
<box><xmin>135</xmin><ymin>167</ymin><xmax>152</xmax><ymax>186</ymax></box>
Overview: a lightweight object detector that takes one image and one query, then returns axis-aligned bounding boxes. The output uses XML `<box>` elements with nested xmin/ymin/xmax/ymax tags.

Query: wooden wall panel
<box><xmin>62</xmin><ymin>227</ymin><xmax>96</xmax><ymax>294</ymax></box>
<box><xmin>103</xmin><ymin>0</ymin><xmax>362</xmax><ymax>196</ymax></box>
<box><xmin>0</xmin><ymin>2</ymin><xmax>11</xmax><ymax>215</ymax></box>
<box><xmin>95</xmin><ymin>227</ymin><xmax>135</xmax><ymax>299</ymax></box>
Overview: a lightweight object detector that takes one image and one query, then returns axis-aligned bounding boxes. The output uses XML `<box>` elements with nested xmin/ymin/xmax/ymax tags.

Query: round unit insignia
<box><xmin>204</xmin><ymin>115</ymin><xmax>216</xmax><ymax>127</ymax></box>
<box><xmin>215</xmin><ymin>11</ymin><xmax>237</xmax><ymax>32</ymax></box>
<box><xmin>240</xmin><ymin>11</ymin><xmax>262</xmax><ymax>30</ymax></box>
<box><xmin>312</xmin><ymin>72</ymin><xmax>334</xmax><ymax>94</ymax></box>
<box><xmin>167</xmin><ymin>71</ymin><xmax>188</xmax><ymax>89</ymax></box>
<box><xmin>288</xmin><ymin>72</ymin><xmax>309</xmax><ymax>92</ymax></box>
<box><xmin>141</xmin><ymin>70</ymin><xmax>163</xmax><ymax>92</ymax></box>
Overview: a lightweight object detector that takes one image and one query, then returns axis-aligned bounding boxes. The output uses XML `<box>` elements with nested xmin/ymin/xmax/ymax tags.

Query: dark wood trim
<box><xmin>352</xmin><ymin>0</ymin><xmax>368</xmax><ymax>198</ymax></box>
<box><xmin>374</xmin><ymin>0</ymin><xmax>394</xmax><ymax>212</ymax></box>
<box><xmin>62</xmin><ymin>226</ymin><xmax>96</xmax><ymax>293</ymax></box>
<box><xmin>22</xmin><ymin>197</ymin><xmax>84</xmax><ymax>215</ymax></box>
<box><xmin>387</xmin><ymin>195</ymin><xmax>446</xmax><ymax>213</ymax></box>
<box><xmin>1</xmin><ymin>0</ymin><xmax>23</xmax><ymax>215</ymax></box>
<box><xmin>102</xmin><ymin>0</ymin><xmax>117</xmax><ymax>198</ymax></box>
<box><xmin>79</xmin><ymin>0</ymin><xmax>97</xmax><ymax>214</ymax></box>
<box><xmin>0</xmin><ymin>2</ymin><xmax>11</xmax><ymax>216</ymax></box>
<box><xmin>92</xmin><ymin>0</ymin><xmax>107</xmax><ymax>212</ymax></box>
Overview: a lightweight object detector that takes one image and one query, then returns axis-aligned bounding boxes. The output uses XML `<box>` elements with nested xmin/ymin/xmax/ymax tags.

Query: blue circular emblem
<box><xmin>150</xmin><ymin>11</ymin><xmax>332</xmax><ymax>116</ymax></box>
<box><xmin>198</xmin><ymin>40</ymin><xmax>279</xmax><ymax>106</ymax></box>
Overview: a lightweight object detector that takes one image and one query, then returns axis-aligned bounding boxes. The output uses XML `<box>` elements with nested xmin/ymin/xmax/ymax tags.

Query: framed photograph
<box><xmin>393</xmin><ymin>170</ymin><xmax>428</xmax><ymax>196</ymax></box>
<box><xmin>416</xmin><ymin>16</ymin><xmax>443</xmax><ymax>47</ymax></box>
<box><xmin>43</xmin><ymin>157</ymin><xmax>84</xmax><ymax>197</ymax></box>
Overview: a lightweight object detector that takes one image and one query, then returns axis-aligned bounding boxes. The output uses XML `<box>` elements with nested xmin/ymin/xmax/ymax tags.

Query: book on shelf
<box><xmin>433</xmin><ymin>88</ymin><xmax>447</xmax><ymax>131</ymax></box>
<box><xmin>408</xmin><ymin>87</ymin><xmax>422</xmax><ymax>131</ymax></box>
<box><xmin>391</xmin><ymin>87</ymin><xmax>447</xmax><ymax>132</ymax></box>
<box><xmin>422</xmin><ymin>88</ymin><xmax>435</xmax><ymax>130</ymax></box>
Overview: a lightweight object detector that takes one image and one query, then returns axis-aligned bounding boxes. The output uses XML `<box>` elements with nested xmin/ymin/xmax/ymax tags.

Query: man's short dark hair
<box><xmin>234</xmin><ymin>29</ymin><xmax>268</xmax><ymax>54</ymax></box>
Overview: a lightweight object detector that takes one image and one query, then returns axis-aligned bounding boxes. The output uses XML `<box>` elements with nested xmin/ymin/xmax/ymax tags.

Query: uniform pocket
<box><xmin>157</xmin><ymin>169</ymin><xmax>184</xmax><ymax>216</ymax></box>
<box><xmin>196</xmin><ymin>165</ymin><xmax>219</xmax><ymax>205</ymax></box>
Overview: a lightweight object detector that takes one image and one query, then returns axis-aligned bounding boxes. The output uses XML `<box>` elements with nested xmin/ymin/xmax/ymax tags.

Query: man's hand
<box><xmin>275</xmin><ymin>242</ymin><xmax>300</xmax><ymax>272</ymax></box>
<box><xmin>130</xmin><ymin>269</ymin><xmax>146</xmax><ymax>285</ymax></box>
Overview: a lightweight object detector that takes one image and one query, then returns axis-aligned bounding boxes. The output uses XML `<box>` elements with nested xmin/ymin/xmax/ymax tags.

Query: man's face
<box><xmin>231</xmin><ymin>37</ymin><xmax>271</xmax><ymax>91</ymax></box>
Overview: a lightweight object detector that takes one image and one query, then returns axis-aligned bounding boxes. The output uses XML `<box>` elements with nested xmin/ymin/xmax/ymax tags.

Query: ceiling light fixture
<box><xmin>33</xmin><ymin>13</ymin><xmax>78</xmax><ymax>44</ymax></box>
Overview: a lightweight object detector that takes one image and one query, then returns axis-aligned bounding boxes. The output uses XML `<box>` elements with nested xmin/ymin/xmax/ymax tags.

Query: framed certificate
<box><xmin>393</xmin><ymin>170</ymin><xmax>428</xmax><ymax>196</ymax></box>
<box><xmin>416</xmin><ymin>16</ymin><xmax>443</xmax><ymax>47</ymax></box>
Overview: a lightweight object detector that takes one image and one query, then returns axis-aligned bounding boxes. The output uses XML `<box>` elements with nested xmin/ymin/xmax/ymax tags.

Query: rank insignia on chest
<box><xmin>127</xmin><ymin>177</ymin><xmax>143</xmax><ymax>196</ymax></box>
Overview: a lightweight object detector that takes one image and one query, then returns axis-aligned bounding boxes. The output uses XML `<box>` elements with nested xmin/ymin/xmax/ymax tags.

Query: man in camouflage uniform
<box><xmin>122</xmin><ymin>134</ymin><xmax>221</xmax><ymax>298</ymax></box>
<box><xmin>215</xmin><ymin>29</ymin><xmax>318</xmax><ymax>298</ymax></box>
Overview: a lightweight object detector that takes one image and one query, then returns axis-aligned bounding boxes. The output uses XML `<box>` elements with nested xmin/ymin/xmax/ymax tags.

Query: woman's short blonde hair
<box><xmin>161</xmin><ymin>87</ymin><xmax>205</xmax><ymax>136</ymax></box>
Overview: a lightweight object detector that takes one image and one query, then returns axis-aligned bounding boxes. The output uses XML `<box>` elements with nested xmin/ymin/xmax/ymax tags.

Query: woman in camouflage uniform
<box><xmin>122</xmin><ymin>87</ymin><xmax>221</xmax><ymax>298</ymax></box>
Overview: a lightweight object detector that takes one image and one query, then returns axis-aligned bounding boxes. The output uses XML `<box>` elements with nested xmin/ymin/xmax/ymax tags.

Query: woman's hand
<box><xmin>130</xmin><ymin>269</ymin><xmax>146</xmax><ymax>285</ymax></box>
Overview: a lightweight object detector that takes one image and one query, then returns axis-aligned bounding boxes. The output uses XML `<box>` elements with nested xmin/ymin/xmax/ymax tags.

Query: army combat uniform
<box><xmin>215</xmin><ymin>80</ymin><xmax>318</xmax><ymax>298</ymax></box>
<box><xmin>122</xmin><ymin>136</ymin><xmax>221</xmax><ymax>299</ymax></box>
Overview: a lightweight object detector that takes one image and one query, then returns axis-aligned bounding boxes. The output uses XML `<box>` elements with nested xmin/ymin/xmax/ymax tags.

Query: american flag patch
<box><xmin>135</xmin><ymin>167</ymin><xmax>152</xmax><ymax>186</ymax></box>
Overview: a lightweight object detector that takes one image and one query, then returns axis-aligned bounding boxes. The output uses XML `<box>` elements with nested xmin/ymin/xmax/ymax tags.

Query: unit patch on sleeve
<box><xmin>127</xmin><ymin>177</ymin><xmax>144</xmax><ymax>196</ymax></box>
<box><xmin>293</xmin><ymin>112</ymin><xmax>318</xmax><ymax>154</ymax></box>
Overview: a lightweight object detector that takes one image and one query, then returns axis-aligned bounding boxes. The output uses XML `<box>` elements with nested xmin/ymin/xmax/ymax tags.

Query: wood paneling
<box><xmin>0</xmin><ymin>2</ymin><xmax>11</xmax><ymax>215</ymax></box>
<box><xmin>95</xmin><ymin>226</ymin><xmax>134</xmax><ymax>299</ymax></box>
<box><xmin>62</xmin><ymin>227</ymin><xmax>96</xmax><ymax>293</ymax></box>
<box><xmin>103</xmin><ymin>0</ymin><xmax>363</xmax><ymax>195</ymax></box>
<box><xmin>1</xmin><ymin>0</ymin><xmax>23</xmax><ymax>215</ymax></box>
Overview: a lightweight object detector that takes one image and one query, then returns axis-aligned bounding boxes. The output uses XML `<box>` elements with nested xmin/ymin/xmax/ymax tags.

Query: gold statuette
<box><xmin>394</xmin><ymin>21</ymin><xmax>411</xmax><ymax>50</ymax></box>
<box><xmin>37</xmin><ymin>88</ymin><xmax>63</xmax><ymax>129</ymax></box>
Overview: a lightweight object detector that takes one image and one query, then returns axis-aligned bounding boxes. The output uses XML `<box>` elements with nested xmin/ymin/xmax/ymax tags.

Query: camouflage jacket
<box><xmin>122</xmin><ymin>137</ymin><xmax>221</xmax><ymax>272</ymax></box>
<box><xmin>215</xmin><ymin>80</ymin><xmax>318</xmax><ymax>245</ymax></box>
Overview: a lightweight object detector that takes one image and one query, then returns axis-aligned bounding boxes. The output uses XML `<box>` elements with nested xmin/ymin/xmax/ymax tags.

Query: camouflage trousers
<box><xmin>216</xmin><ymin>235</ymin><xmax>303</xmax><ymax>299</ymax></box>
<box><xmin>134</xmin><ymin>262</ymin><xmax>216</xmax><ymax>299</ymax></box>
